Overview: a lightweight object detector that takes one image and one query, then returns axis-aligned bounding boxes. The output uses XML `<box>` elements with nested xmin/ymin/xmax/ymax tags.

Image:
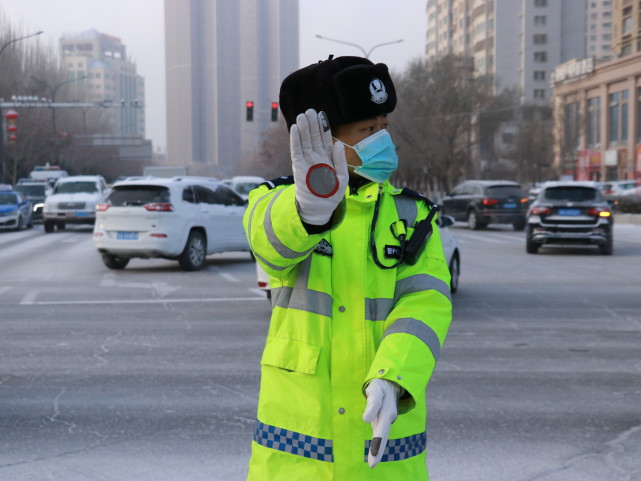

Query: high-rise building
<box><xmin>426</xmin><ymin>0</ymin><xmax>589</xmax><ymax>104</ymax></box>
<box><xmin>612</xmin><ymin>0</ymin><xmax>641</xmax><ymax>57</ymax></box>
<box><xmin>60</xmin><ymin>29</ymin><xmax>146</xmax><ymax>137</ymax></box>
<box><xmin>587</xmin><ymin>0</ymin><xmax>615</xmax><ymax>61</ymax></box>
<box><xmin>164</xmin><ymin>0</ymin><xmax>299</xmax><ymax>177</ymax></box>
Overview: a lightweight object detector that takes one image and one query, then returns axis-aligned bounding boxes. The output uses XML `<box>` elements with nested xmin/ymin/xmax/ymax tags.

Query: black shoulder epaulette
<box><xmin>261</xmin><ymin>175</ymin><xmax>294</xmax><ymax>190</ymax></box>
<box><xmin>400</xmin><ymin>187</ymin><xmax>437</xmax><ymax>208</ymax></box>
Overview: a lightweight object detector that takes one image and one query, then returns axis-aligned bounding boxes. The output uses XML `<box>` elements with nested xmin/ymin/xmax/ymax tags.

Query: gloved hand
<box><xmin>363</xmin><ymin>378</ymin><xmax>400</xmax><ymax>468</ymax></box>
<box><xmin>290</xmin><ymin>109</ymin><xmax>349</xmax><ymax>225</ymax></box>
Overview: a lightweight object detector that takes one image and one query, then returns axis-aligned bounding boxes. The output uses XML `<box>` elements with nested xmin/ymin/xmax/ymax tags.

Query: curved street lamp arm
<box><xmin>0</xmin><ymin>31</ymin><xmax>44</xmax><ymax>57</ymax></box>
<box><xmin>366</xmin><ymin>39</ymin><xmax>404</xmax><ymax>58</ymax></box>
<box><xmin>315</xmin><ymin>34</ymin><xmax>368</xmax><ymax>58</ymax></box>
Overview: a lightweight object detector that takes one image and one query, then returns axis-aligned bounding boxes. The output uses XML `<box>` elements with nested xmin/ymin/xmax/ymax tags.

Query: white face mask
<box><xmin>337</xmin><ymin>130</ymin><xmax>399</xmax><ymax>183</ymax></box>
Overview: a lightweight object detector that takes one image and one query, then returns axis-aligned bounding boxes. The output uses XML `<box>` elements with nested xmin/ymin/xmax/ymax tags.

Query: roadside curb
<box><xmin>615</xmin><ymin>213</ymin><xmax>641</xmax><ymax>225</ymax></box>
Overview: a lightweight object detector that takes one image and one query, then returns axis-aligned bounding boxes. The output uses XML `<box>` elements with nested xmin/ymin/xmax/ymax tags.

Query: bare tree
<box><xmin>390</xmin><ymin>55</ymin><xmax>505</xmax><ymax>197</ymax></box>
<box><xmin>247</xmin><ymin>118</ymin><xmax>292</xmax><ymax>180</ymax></box>
<box><xmin>1</xmin><ymin>7</ymin><xmax>112</xmax><ymax>182</ymax></box>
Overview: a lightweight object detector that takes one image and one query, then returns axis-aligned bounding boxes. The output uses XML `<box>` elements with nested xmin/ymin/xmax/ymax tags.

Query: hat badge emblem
<box><xmin>369</xmin><ymin>78</ymin><xmax>388</xmax><ymax>104</ymax></box>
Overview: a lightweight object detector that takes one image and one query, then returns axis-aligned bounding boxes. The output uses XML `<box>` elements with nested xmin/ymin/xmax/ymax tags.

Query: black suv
<box><xmin>441</xmin><ymin>180</ymin><xmax>528</xmax><ymax>230</ymax></box>
<box><xmin>526</xmin><ymin>182</ymin><xmax>613</xmax><ymax>255</ymax></box>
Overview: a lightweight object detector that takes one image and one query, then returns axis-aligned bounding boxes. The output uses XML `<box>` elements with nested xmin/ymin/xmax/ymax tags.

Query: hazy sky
<box><xmin>0</xmin><ymin>0</ymin><xmax>427</xmax><ymax>152</ymax></box>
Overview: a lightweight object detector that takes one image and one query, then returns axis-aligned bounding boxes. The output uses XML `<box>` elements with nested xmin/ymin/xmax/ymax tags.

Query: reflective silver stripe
<box><xmin>271</xmin><ymin>286</ymin><xmax>333</xmax><ymax>317</ymax></box>
<box><xmin>264</xmin><ymin>189</ymin><xmax>316</xmax><ymax>260</ymax></box>
<box><xmin>247</xmin><ymin>190</ymin><xmax>273</xmax><ymax>252</ymax></box>
<box><xmin>271</xmin><ymin>257</ymin><xmax>333</xmax><ymax>316</ymax></box>
<box><xmin>383</xmin><ymin>317</ymin><xmax>441</xmax><ymax>360</ymax></box>
<box><xmin>365</xmin><ymin>297</ymin><xmax>394</xmax><ymax>321</ymax></box>
<box><xmin>363</xmin><ymin>431</ymin><xmax>426</xmax><ymax>462</ymax></box>
<box><xmin>254</xmin><ymin>419</ymin><xmax>334</xmax><ymax>462</ymax></box>
<box><xmin>393</xmin><ymin>194</ymin><xmax>418</xmax><ymax>227</ymax></box>
<box><xmin>395</xmin><ymin>274</ymin><xmax>451</xmax><ymax>302</ymax></box>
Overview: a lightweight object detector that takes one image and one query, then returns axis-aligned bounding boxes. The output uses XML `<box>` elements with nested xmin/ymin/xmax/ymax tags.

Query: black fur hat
<box><xmin>279</xmin><ymin>56</ymin><xmax>397</xmax><ymax>131</ymax></box>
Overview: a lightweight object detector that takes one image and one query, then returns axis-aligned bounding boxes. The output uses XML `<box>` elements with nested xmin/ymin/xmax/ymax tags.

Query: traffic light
<box><xmin>271</xmin><ymin>102</ymin><xmax>279</xmax><ymax>122</ymax></box>
<box><xmin>246</xmin><ymin>101</ymin><xmax>254</xmax><ymax>121</ymax></box>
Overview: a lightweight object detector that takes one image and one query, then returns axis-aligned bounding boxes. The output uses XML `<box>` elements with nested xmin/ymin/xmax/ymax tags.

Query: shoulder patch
<box><xmin>262</xmin><ymin>175</ymin><xmax>294</xmax><ymax>190</ymax></box>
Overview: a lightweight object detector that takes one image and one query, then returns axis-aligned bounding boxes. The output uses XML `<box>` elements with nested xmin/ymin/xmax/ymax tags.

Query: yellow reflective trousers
<box><xmin>243</xmin><ymin>179</ymin><xmax>452</xmax><ymax>481</ymax></box>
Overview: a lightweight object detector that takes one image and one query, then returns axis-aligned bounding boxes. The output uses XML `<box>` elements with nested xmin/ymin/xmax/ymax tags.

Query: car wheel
<box><xmin>178</xmin><ymin>230</ymin><xmax>207</xmax><ymax>271</ymax></box>
<box><xmin>600</xmin><ymin>231</ymin><xmax>613</xmax><ymax>255</ymax></box>
<box><xmin>526</xmin><ymin>226</ymin><xmax>538</xmax><ymax>254</ymax></box>
<box><xmin>14</xmin><ymin>216</ymin><xmax>23</xmax><ymax>231</ymax></box>
<box><xmin>44</xmin><ymin>220</ymin><xmax>55</xmax><ymax>233</ymax></box>
<box><xmin>58</xmin><ymin>223</ymin><xmax>66</xmax><ymax>230</ymax></box>
<box><xmin>513</xmin><ymin>219</ymin><xmax>526</xmax><ymax>231</ymax></box>
<box><xmin>449</xmin><ymin>254</ymin><xmax>460</xmax><ymax>294</ymax></box>
<box><xmin>467</xmin><ymin>210</ymin><xmax>484</xmax><ymax>230</ymax></box>
<box><xmin>101</xmin><ymin>254</ymin><xmax>129</xmax><ymax>270</ymax></box>
<box><xmin>27</xmin><ymin>217</ymin><xmax>34</xmax><ymax>229</ymax></box>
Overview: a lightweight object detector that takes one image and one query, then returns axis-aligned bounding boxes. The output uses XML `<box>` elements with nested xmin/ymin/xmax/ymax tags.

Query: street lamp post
<box><xmin>315</xmin><ymin>34</ymin><xmax>404</xmax><ymax>59</ymax></box>
<box><xmin>0</xmin><ymin>30</ymin><xmax>44</xmax><ymax>183</ymax></box>
<box><xmin>31</xmin><ymin>75</ymin><xmax>88</xmax><ymax>163</ymax></box>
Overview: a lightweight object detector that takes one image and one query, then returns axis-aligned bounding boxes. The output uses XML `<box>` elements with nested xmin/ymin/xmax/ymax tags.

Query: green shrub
<box><xmin>614</xmin><ymin>196</ymin><xmax>641</xmax><ymax>214</ymax></box>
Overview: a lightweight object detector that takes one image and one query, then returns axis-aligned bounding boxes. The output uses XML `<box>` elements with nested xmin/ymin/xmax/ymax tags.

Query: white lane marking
<box><xmin>211</xmin><ymin>266</ymin><xmax>241</xmax><ymax>283</ymax></box>
<box><xmin>0</xmin><ymin>286</ymin><xmax>12</xmax><ymax>295</ymax></box>
<box><xmin>100</xmin><ymin>272</ymin><xmax>180</xmax><ymax>296</ymax></box>
<box><xmin>454</xmin><ymin>231</ymin><xmax>515</xmax><ymax>244</ymax></box>
<box><xmin>217</xmin><ymin>271</ymin><xmax>240</xmax><ymax>283</ymax></box>
<box><xmin>0</xmin><ymin>229</ymin><xmax>37</xmax><ymax>246</ymax></box>
<box><xmin>20</xmin><ymin>290</ymin><xmax>39</xmax><ymax>305</ymax></box>
<box><xmin>20</xmin><ymin>296</ymin><xmax>265</xmax><ymax>306</ymax></box>
<box><xmin>0</xmin><ymin>233</ymin><xmax>76</xmax><ymax>260</ymax></box>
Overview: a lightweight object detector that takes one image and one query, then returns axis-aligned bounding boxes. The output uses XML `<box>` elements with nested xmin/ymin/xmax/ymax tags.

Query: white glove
<box><xmin>363</xmin><ymin>378</ymin><xmax>400</xmax><ymax>468</ymax></box>
<box><xmin>290</xmin><ymin>109</ymin><xmax>348</xmax><ymax>225</ymax></box>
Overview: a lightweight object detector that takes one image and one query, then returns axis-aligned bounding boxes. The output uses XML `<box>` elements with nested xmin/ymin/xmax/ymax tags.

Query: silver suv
<box><xmin>43</xmin><ymin>175</ymin><xmax>107</xmax><ymax>233</ymax></box>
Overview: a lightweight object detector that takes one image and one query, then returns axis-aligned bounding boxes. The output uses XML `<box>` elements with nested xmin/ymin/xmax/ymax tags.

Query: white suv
<box><xmin>92</xmin><ymin>177</ymin><xmax>250</xmax><ymax>270</ymax></box>
<box><xmin>43</xmin><ymin>175</ymin><xmax>108</xmax><ymax>233</ymax></box>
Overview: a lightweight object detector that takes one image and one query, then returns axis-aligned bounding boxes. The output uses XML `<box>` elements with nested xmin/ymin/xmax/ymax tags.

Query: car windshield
<box><xmin>544</xmin><ymin>187</ymin><xmax>597</xmax><ymax>201</ymax></box>
<box><xmin>487</xmin><ymin>186</ymin><xmax>525</xmax><ymax>197</ymax></box>
<box><xmin>55</xmin><ymin>181</ymin><xmax>98</xmax><ymax>194</ymax></box>
<box><xmin>107</xmin><ymin>185</ymin><xmax>170</xmax><ymax>206</ymax></box>
<box><xmin>17</xmin><ymin>184</ymin><xmax>46</xmax><ymax>196</ymax></box>
<box><xmin>234</xmin><ymin>182</ymin><xmax>261</xmax><ymax>195</ymax></box>
<box><xmin>0</xmin><ymin>193</ymin><xmax>18</xmax><ymax>205</ymax></box>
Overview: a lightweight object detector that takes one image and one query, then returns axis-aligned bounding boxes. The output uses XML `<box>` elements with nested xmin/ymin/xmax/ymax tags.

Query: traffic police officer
<box><xmin>244</xmin><ymin>56</ymin><xmax>453</xmax><ymax>480</ymax></box>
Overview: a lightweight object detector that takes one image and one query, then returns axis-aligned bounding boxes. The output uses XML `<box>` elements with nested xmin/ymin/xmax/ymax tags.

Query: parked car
<box><xmin>601</xmin><ymin>179</ymin><xmax>641</xmax><ymax>197</ymax></box>
<box><xmin>93</xmin><ymin>176</ymin><xmax>250</xmax><ymax>270</ymax></box>
<box><xmin>0</xmin><ymin>186</ymin><xmax>33</xmax><ymax>231</ymax></box>
<box><xmin>441</xmin><ymin>180</ymin><xmax>529</xmax><ymax>230</ymax></box>
<box><xmin>16</xmin><ymin>178</ymin><xmax>50</xmax><ymax>221</ymax></box>
<box><xmin>526</xmin><ymin>181</ymin><xmax>613</xmax><ymax>255</ymax></box>
<box><xmin>43</xmin><ymin>175</ymin><xmax>108</xmax><ymax>233</ymax></box>
<box><xmin>254</xmin><ymin>214</ymin><xmax>461</xmax><ymax>298</ymax></box>
<box><xmin>223</xmin><ymin>175</ymin><xmax>265</xmax><ymax>200</ymax></box>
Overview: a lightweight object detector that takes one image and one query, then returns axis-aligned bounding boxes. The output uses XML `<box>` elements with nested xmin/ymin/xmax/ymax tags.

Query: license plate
<box><xmin>503</xmin><ymin>203</ymin><xmax>517</xmax><ymax>208</ymax></box>
<box><xmin>117</xmin><ymin>231</ymin><xmax>138</xmax><ymax>240</ymax></box>
<box><xmin>558</xmin><ymin>208</ymin><xmax>581</xmax><ymax>216</ymax></box>
<box><xmin>76</xmin><ymin>211</ymin><xmax>90</xmax><ymax>217</ymax></box>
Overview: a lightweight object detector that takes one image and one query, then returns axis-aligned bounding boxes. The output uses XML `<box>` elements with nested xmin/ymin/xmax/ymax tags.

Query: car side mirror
<box><xmin>439</xmin><ymin>215</ymin><xmax>455</xmax><ymax>228</ymax></box>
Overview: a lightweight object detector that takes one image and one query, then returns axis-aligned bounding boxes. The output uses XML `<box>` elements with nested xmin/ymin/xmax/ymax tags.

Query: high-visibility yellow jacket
<box><xmin>243</xmin><ymin>178</ymin><xmax>452</xmax><ymax>481</ymax></box>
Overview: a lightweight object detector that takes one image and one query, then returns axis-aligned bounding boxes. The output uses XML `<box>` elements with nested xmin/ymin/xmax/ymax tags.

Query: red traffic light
<box><xmin>246</xmin><ymin>100</ymin><xmax>254</xmax><ymax>121</ymax></box>
<box><xmin>246</xmin><ymin>101</ymin><xmax>255</xmax><ymax>108</ymax></box>
<box><xmin>271</xmin><ymin>102</ymin><xmax>278</xmax><ymax>109</ymax></box>
<box><xmin>271</xmin><ymin>102</ymin><xmax>279</xmax><ymax>122</ymax></box>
